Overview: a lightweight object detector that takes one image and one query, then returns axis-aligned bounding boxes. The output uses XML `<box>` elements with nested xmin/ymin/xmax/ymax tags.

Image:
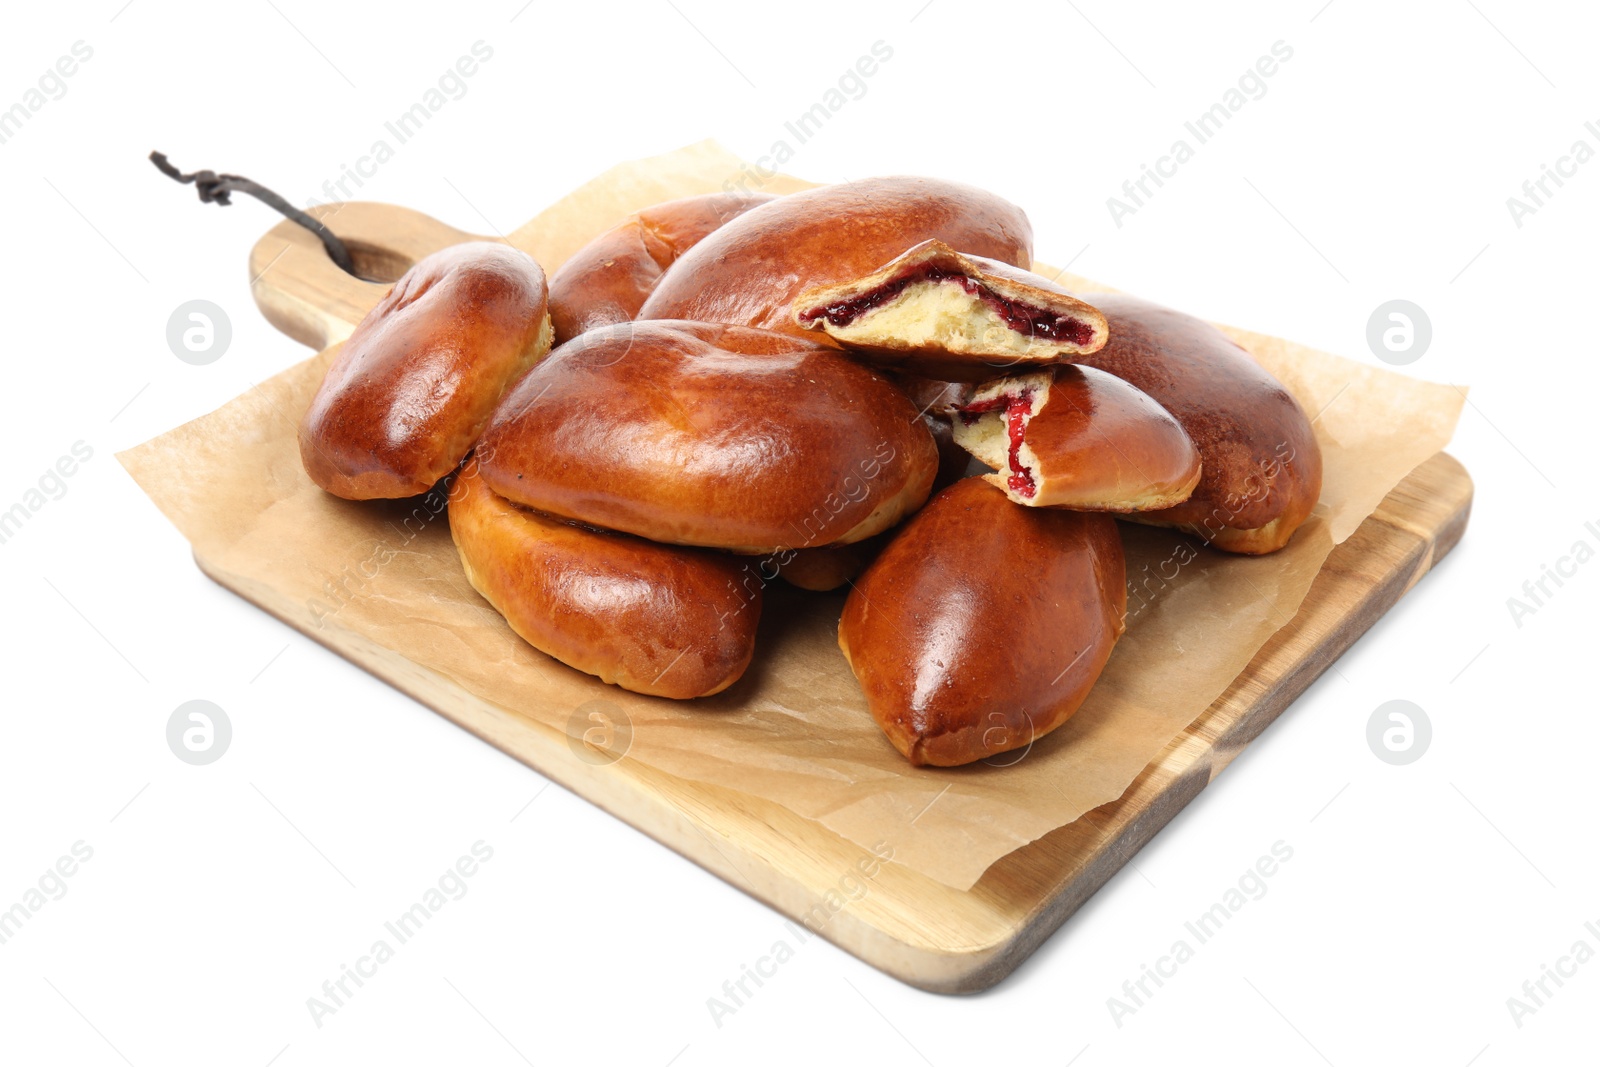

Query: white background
<box><xmin>2</xmin><ymin>1</ymin><xmax>1596</xmax><ymax>1064</ymax></box>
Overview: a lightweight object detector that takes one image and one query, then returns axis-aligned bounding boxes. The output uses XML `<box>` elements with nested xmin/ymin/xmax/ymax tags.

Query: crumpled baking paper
<box><xmin>119</xmin><ymin>141</ymin><xmax>1464</xmax><ymax>891</ymax></box>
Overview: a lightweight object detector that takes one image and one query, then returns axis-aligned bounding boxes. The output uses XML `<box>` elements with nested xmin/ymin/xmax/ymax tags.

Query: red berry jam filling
<box><xmin>798</xmin><ymin>266</ymin><xmax>1096</xmax><ymax>346</ymax></box>
<box><xmin>957</xmin><ymin>390</ymin><xmax>1037</xmax><ymax>498</ymax></box>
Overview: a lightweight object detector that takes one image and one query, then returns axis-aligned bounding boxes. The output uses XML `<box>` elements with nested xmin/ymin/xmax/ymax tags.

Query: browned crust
<box><xmin>476</xmin><ymin>320</ymin><xmax>939</xmax><ymax>553</ymax></box>
<box><xmin>838</xmin><ymin>478</ymin><xmax>1127</xmax><ymax>767</ymax></box>
<box><xmin>1161</xmin><ymin>513</ymin><xmax>1302</xmax><ymax>555</ymax></box>
<box><xmin>547</xmin><ymin>192</ymin><xmax>776</xmax><ymax>345</ymax></box>
<box><xmin>1074</xmin><ymin>294</ymin><xmax>1323</xmax><ymax>554</ymax></box>
<box><xmin>791</xmin><ymin>240</ymin><xmax>1110</xmax><ymax>380</ymax></box>
<box><xmin>299</xmin><ymin>242</ymin><xmax>551</xmax><ymax>500</ymax></box>
<box><xmin>448</xmin><ymin>461</ymin><xmax>759</xmax><ymax>699</ymax></box>
<box><xmin>772</xmin><ymin>537</ymin><xmax>883</xmax><ymax>592</ymax></box>
<box><xmin>954</xmin><ymin>365</ymin><xmax>1201</xmax><ymax>511</ymax></box>
<box><xmin>636</xmin><ymin>177</ymin><xmax>1033</xmax><ymax>339</ymax></box>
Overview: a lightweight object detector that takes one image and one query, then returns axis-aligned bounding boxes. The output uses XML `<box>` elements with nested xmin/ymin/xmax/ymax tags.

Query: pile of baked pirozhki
<box><xmin>297</xmin><ymin>178</ymin><xmax>1321</xmax><ymax>767</ymax></box>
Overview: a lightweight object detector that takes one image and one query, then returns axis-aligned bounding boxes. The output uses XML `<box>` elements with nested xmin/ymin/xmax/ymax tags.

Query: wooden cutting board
<box><xmin>236</xmin><ymin>202</ymin><xmax>1472</xmax><ymax>994</ymax></box>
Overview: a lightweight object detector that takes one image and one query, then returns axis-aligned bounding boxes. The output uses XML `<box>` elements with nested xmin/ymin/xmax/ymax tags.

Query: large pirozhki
<box><xmin>476</xmin><ymin>320</ymin><xmax>939</xmax><ymax>553</ymax></box>
<box><xmin>839</xmin><ymin>478</ymin><xmax>1127</xmax><ymax>767</ymax></box>
<box><xmin>636</xmin><ymin>177</ymin><xmax>1033</xmax><ymax>342</ymax></box>
<box><xmin>449</xmin><ymin>461</ymin><xmax>759</xmax><ymax>699</ymax></box>
<box><xmin>1073</xmin><ymin>294</ymin><xmax>1323</xmax><ymax>554</ymax></box>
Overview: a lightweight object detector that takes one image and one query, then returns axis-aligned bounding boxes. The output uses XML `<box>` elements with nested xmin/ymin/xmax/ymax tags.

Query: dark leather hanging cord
<box><xmin>149</xmin><ymin>151</ymin><xmax>358</xmax><ymax>276</ymax></box>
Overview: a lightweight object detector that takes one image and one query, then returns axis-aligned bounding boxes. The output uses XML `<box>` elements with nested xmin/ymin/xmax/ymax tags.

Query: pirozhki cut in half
<box><xmin>951</xmin><ymin>365</ymin><xmax>1201</xmax><ymax>510</ymax></box>
<box><xmin>638</xmin><ymin>178</ymin><xmax>1034</xmax><ymax>338</ymax></box>
<box><xmin>791</xmin><ymin>240</ymin><xmax>1109</xmax><ymax>381</ymax></box>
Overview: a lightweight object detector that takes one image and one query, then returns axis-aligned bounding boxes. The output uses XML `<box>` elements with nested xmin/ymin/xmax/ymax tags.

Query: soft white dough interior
<box><xmin>833</xmin><ymin>278</ymin><xmax>1044</xmax><ymax>356</ymax></box>
<box><xmin>949</xmin><ymin>410</ymin><xmax>1009</xmax><ymax>469</ymax></box>
<box><xmin>949</xmin><ymin>376</ymin><xmax>1050</xmax><ymax>491</ymax></box>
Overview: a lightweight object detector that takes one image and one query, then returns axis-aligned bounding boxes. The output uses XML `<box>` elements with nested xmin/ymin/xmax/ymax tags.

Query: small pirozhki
<box><xmin>771</xmin><ymin>538</ymin><xmax>882</xmax><ymax>592</ymax></box>
<box><xmin>547</xmin><ymin>191</ymin><xmax>775</xmax><ymax>346</ymax></box>
<box><xmin>300</xmin><ymin>242</ymin><xmax>551</xmax><ymax>500</ymax></box>
<box><xmin>951</xmin><ymin>365</ymin><xmax>1201</xmax><ymax>511</ymax></box>
<box><xmin>792</xmin><ymin>240</ymin><xmax>1109</xmax><ymax>381</ymax></box>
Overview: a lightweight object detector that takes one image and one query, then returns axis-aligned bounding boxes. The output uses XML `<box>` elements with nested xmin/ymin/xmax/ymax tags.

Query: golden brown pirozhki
<box><xmin>449</xmin><ymin>461</ymin><xmax>759</xmax><ymax>699</ymax></box>
<box><xmin>476</xmin><ymin>320</ymin><xmax>939</xmax><ymax>553</ymax></box>
<box><xmin>1073</xmin><ymin>295</ymin><xmax>1322</xmax><ymax>554</ymax></box>
<box><xmin>547</xmin><ymin>192</ymin><xmax>776</xmax><ymax>345</ymax></box>
<box><xmin>772</xmin><ymin>537</ymin><xmax>884</xmax><ymax>593</ymax></box>
<box><xmin>299</xmin><ymin>242</ymin><xmax>552</xmax><ymax>499</ymax></box>
<box><xmin>793</xmin><ymin>240</ymin><xmax>1109</xmax><ymax>381</ymax></box>
<box><xmin>839</xmin><ymin>478</ymin><xmax>1127</xmax><ymax>767</ymax></box>
<box><xmin>636</xmin><ymin>177</ymin><xmax>1033</xmax><ymax>339</ymax></box>
<box><xmin>952</xmin><ymin>365</ymin><xmax>1201</xmax><ymax>511</ymax></box>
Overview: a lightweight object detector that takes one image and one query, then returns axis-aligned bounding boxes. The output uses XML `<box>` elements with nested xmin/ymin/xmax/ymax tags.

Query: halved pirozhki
<box><xmin>791</xmin><ymin>240</ymin><xmax>1110</xmax><ymax>381</ymax></box>
<box><xmin>951</xmin><ymin>365</ymin><xmax>1201</xmax><ymax>511</ymax></box>
<box><xmin>790</xmin><ymin>239</ymin><xmax>1113</xmax><ymax>382</ymax></box>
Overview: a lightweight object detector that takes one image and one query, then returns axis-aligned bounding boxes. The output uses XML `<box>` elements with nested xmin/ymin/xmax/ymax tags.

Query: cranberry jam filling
<box><xmin>957</xmin><ymin>390</ymin><xmax>1037</xmax><ymax>497</ymax></box>
<box><xmin>799</xmin><ymin>265</ymin><xmax>1097</xmax><ymax>346</ymax></box>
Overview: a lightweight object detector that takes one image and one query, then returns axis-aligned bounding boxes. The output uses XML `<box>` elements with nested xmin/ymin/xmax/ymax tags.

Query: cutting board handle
<box><xmin>249</xmin><ymin>202</ymin><xmax>488</xmax><ymax>350</ymax></box>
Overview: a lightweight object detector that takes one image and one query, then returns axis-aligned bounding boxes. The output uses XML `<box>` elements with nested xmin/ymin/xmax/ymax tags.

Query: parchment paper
<box><xmin>118</xmin><ymin>142</ymin><xmax>1464</xmax><ymax>891</ymax></box>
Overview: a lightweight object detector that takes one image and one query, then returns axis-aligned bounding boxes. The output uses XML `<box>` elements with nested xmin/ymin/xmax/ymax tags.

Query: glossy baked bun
<box><xmin>476</xmin><ymin>320</ymin><xmax>939</xmax><ymax>553</ymax></box>
<box><xmin>449</xmin><ymin>460</ymin><xmax>759</xmax><ymax>699</ymax></box>
<box><xmin>839</xmin><ymin>478</ymin><xmax>1126</xmax><ymax>767</ymax></box>
<box><xmin>547</xmin><ymin>192</ymin><xmax>776</xmax><ymax>345</ymax></box>
<box><xmin>772</xmin><ymin>538</ymin><xmax>882</xmax><ymax>593</ymax></box>
<box><xmin>793</xmin><ymin>240</ymin><xmax>1108</xmax><ymax>381</ymax></box>
<box><xmin>951</xmin><ymin>365</ymin><xmax>1201</xmax><ymax>510</ymax></box>
<box><xmin>636</xmin><ymin>177</ymin><xmax>1033</xmax><ymax>339</ymax></box>
<box><xmin>300</xmin><ymin>242</ymin><xmax>552</xmax><ymax>499</ymax></box>
<box><xmin>1075</xmin><ymin>295</ymin><xmax>1322</xmax><ymax>554</ymax></box>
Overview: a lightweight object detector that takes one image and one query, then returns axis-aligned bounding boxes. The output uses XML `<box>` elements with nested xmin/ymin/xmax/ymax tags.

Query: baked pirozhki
<box><xmin>951</xmin><ymin>365</ymin><xmax>1201</xmax><ymax>511</ymax></box>
<box><xmin>547</xmin><ymin>191</ymin><xmax>776</xmax><ymax>346</ymax></box>
<box><xmin>636</xmin><ymin>177</ymin><xmax>1033</xmax><ymax>339</ymax></box>
<box><xmin>300</xmin><ymin>242</ymin><xmax>552</xmax><ymax>499</ymax></box>
<box><xmin>1074</xmin><ymin>295</ymin><xmax>1322</xmax><ymax>554</ymax></box>
<box><xmin>792</xmin><ymin>240</ymin><xmax>1109</xmax><ymax>381</ymax></box>
<box><xmin>839</xmin><ymin>478</ymin><xmax>1126</xmax><ymax>767</ymax></box>
<box><xmin>773</xmin><ymin>538</ymin><xmax>883</xmax><ymax>593</ymax></box>
<box><xmin>449</xmin><ymin>461</ymin><xmax>758</xmax><ymax>699</ymax></box>
<box><xmin>476</xmin><ymin>320</ymin><xmax>939</xmax><ymax>553</ymax></box>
